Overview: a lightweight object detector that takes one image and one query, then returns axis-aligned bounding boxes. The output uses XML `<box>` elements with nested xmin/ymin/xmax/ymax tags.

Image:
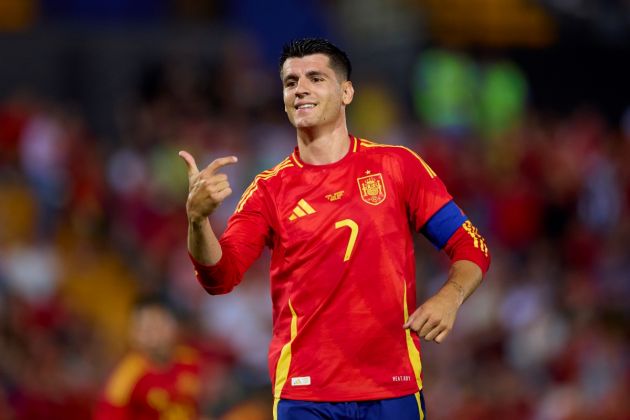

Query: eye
<box><xmin>284</xmin><ymin>80</ymin><xmax>296</xmax><ymax>88</ymax></box>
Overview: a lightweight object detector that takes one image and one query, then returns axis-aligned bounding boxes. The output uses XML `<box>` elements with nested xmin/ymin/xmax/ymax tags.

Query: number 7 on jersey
<box><xmin>334</xmin><ymin>219</ymin><xmax>359</xmax><ymax>262</ymax></box>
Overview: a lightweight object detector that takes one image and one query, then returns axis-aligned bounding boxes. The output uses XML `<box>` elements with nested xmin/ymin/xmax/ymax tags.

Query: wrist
<box><xmin>188</xmin><ymin>213</ymin><xmax>208</xmax><ymax>226</ymax></box>
<box><xmin>441</xmin><ymin>281</ymin><xmax>465</xmax><ymax>307</ymax></box>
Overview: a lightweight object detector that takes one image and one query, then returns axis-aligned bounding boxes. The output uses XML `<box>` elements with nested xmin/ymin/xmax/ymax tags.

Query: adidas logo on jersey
<box><xmin>289</xmin><ymin>199</ymin><xmax>316</xmax><ymax>221</ymax></box>
<box><xmin>291</xmin><ymin>376</ymin><xmax>311</xmax><ymax>386</ymax></box>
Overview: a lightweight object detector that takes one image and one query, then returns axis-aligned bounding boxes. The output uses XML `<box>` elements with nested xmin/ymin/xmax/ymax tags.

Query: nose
<box><xmin>295</xmin><ymin>77</ymin><xmax>309</xmax><ymax>97</ymax></box>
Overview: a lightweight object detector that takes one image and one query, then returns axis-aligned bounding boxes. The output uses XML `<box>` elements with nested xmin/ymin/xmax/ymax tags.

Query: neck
<box><xmin>296</xmin><ymin>122</ymin><xmax>350</xmax><ymax>165</ymax></box>
<box><xmin>149</xmin><ymin>351</ymin><xmax>173</xmax><ymax>367</ymax></box>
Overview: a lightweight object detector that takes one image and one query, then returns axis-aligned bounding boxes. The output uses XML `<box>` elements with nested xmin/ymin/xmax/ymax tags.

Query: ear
<box><xmin>342</xmin><ymin>81</ymin><xmax>354</xmax><ymax>106</ymax></box>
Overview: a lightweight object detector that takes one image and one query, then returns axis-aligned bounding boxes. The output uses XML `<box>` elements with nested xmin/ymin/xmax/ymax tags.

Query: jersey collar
<box><xmin>290</xmin><ymin>135</ymin><xmax>359</xmax><ymax>169</ymax></box>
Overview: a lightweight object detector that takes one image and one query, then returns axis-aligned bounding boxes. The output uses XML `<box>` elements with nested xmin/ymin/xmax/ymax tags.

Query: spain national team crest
<box><xmin>357</xmin><ymin>173</ymin><xmax>386</xmax><ymax>205</ymax></box>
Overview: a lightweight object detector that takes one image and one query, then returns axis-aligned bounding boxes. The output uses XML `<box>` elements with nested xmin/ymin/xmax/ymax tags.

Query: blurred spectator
<box><xmin>18</xmin><ymin>102</ymin><xmax>71</xmax><ymax>239</ymax></box>
<box><xmin>93</xmin><ymin>296</ymin><xmax>203</xmax><ymax>420</ymax></box>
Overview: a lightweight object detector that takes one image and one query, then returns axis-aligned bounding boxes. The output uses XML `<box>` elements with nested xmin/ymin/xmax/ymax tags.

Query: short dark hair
<box><xmin>132</xmin><ymin>294</ymin><xmax>177</xmax><ymax>316</ymax></box>
<box><xmin>279</xmin><ymin>38</ymin><xmax>352</xmax><ymax>81</ymax></box>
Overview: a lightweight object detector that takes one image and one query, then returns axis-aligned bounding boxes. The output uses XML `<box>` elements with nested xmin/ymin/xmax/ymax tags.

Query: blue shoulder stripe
<box><xmin>421</xmin><ymin>200</ymin><xmax>467</xmax><ymax>249</ymax></box>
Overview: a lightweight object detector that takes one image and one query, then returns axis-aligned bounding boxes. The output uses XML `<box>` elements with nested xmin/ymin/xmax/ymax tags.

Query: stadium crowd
<box><xmin>0</xmin><ymin>35</ymin><xmax>629</xmax><ymax>420</ymax></box>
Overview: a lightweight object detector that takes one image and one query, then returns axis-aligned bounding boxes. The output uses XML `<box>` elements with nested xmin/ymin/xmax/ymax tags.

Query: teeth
<box><xmin>297</xmin><ymin>104</ymin><xmax>315</xmax><ymax>109</ymax></box>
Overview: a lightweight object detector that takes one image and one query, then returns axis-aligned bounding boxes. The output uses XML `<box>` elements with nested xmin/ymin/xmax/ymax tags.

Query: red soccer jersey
<box><xmin>94</xmin><ymin>347</ymin><xmax>201</xmax><ymax>420</ymax></box>
<box><xmin>195</xmin><ymin>136</ymin><xmax>473</xmax><ymax>401</ymax></box>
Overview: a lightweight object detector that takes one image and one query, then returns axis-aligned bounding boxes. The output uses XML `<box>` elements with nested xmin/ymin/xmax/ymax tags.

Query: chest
<box><xmin>273</xmin><ymin>161</ymin><xmax>407</xmax><ymax>250</ymax></box>
<box><xmin>131</xmin><ymin>367</ymin><xmax>200</xmax><ymax>414</ymax></box>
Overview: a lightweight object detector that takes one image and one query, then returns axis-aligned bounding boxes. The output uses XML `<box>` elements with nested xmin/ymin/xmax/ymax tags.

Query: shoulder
<box><xmin>359</xmin><ymin>138</ymin><xmax>434</xmax><ymax>170</ymax></box>
<box><xmin>102</xmin><ymin>352</ymin><xmax>149</xmax><ymax>406</ymax></box>
<box><xmin>254</xmin><ymin>155</ymin><xmax>297</xmax><ymax>184</ymax></box>
<box><xmin>235</xmin><ymin>155</ymin><xmax>295</xmax><ymax>213</ymax></box>
<box><xmin>358</xmin><ymin>137</ymin><xmax>416</xmax><ymax>158</ymax></box>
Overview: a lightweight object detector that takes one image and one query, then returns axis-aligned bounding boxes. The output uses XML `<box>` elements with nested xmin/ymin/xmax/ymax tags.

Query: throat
<box><xmin>297</xmin><ymin>131</ymin><xmax>350</xmax><ymax>165</ymax></box>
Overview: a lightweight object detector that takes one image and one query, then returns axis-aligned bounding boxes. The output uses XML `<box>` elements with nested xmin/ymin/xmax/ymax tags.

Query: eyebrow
<box><xmin>283</xmin><ymin>70</ymin><xmax>328</xmax><ymax>83</ymax></box>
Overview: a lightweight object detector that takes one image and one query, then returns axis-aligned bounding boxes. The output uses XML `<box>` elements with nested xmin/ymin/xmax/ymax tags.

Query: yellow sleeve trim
<box><xmin>103</xmin><ymin>353</ymin><xmax>148</xmax><ymax>406</ymax></box>
<box><xmin>359</xmin><ymin>139</ymin><xmax>437</xmax><ymax>178</ymax></box>
<box><xmin>462</xmin><ymin>221</ymin><xmax>489</xmax><ymax>257</ymax></box>
<box><xmin>235</xmin><ymin>158</ymin><xmax>293</xmax><ymax>213</ymax></box>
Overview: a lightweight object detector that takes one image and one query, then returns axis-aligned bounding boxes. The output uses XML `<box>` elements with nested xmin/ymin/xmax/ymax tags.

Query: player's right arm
<box><xmin>179</xmin><ymin>151</ymin><xmax>271</xmax><ymax>295</ymax></box>
<box><xmin>179</xmin><ymin>151</ymin><xmax>238</xmax><ymax>266</ymax></box>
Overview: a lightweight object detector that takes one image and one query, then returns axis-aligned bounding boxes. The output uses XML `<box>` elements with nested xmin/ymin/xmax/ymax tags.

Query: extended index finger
<box><xmin>206</xmin><ymin>156</ymin><xmax>238</xmax><ymax>174</ymax></box>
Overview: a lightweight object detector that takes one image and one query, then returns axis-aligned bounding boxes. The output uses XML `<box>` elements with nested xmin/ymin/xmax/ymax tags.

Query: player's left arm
<box><xmin>403</xmin><ymin>256</ymin><xmax>486</xmax><ymax>345</ymax></box>
<box><xmin>398</xmin><ymin>148</ymin><xmax>490</xmax><ymax>343</ymax></box>
<box><xmin>404</xmin><ymin>206</ymin><xmax>490</xmax><ymax>343</ymax></box>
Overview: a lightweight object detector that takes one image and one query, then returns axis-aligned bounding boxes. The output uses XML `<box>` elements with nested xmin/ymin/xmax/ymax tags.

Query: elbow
<box><xmin>202</xmin><ymin>284</ymin><xmax>235</xmax><ymax>295</ymax></box>
<box><xmin>190</xmin><ymin>251</ymin><xmax>242</xmax><ymax>295</ymax></box>
<box><xmin>443</xmin><ymin>223</ymin><xmax>491</xmax><ymax>276</ymax></box>
<box><xmin>195</xmin><ymin>271</ymin><xmax>240</xmax><ymax>295</ymax></box>
<box><xmin>450</xmin><ymin>249</ymin><xmax>491</xmax><ymax>278</ymax></box>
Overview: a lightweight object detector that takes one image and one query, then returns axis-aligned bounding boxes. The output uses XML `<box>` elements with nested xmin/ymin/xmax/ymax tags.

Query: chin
<box><xmin>294</xmin><ymin>118</ymin><xmax>317</xmax><ymax>129</ymax></box>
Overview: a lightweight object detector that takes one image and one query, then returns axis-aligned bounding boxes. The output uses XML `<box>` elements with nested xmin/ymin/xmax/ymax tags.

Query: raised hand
<box><xmin>179</xmin><ymin>151</ymin><xmax>238</xmax><ymax>222</ymax></box>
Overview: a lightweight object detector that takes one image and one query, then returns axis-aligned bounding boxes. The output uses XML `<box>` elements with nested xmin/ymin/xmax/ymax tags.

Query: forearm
<box><xmin>439</xmin><ymin>221</ymin><xmax>490</xmax><ymax>306</ymax></box>
<box><xmin>188</xmin><ymin>219</ymin><xmax>236</xmax><ymax>294</ymax></box>
<box><xmin>405</xmin><ymin>259</ymin><xmax>483</xmax><ymax>342</ymax></box>
<box><xmin>439</xmin><ymin>260</ymin><xmax>483</xmax><ymax>307</ymax></box>
<box><xmin>188</xmin><ymin>217</ymin><xmax>222</xmax><ymax>265</ymax></box>
<box><xmin>188</xmin><ymin>216</ymin><xmax>268</xmax><ymax>295</ymax></box>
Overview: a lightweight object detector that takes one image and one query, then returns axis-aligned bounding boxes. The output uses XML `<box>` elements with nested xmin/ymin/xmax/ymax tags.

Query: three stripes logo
<box><xmin>289</xmin><ymin>199</ymin><xmax>316</xmax><ymax>221</ymax></box>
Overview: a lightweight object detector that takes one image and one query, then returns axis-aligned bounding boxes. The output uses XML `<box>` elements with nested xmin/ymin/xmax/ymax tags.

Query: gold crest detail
<box><xmin>357</xmin><ymin>173</ymin><xmax>386</xmax><ymax>205</ymax></box>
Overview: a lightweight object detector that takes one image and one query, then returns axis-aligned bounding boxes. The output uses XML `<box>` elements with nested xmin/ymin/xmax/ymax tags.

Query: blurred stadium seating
<box><xmin>0</xmin><ymin>1</ymin><xmax>629</xmax><ymax>419</ymax></box>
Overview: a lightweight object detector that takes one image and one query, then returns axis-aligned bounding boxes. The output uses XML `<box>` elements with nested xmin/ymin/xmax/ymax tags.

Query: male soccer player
<box><xmin>180</xmin><ymin>38</ymin><xmax>490</xmax><ymax>420</ymax></box>
<box><xmin>94</xmin><ymin>296</ymin><xmax>201</xmax><ymax>420</ymax></box>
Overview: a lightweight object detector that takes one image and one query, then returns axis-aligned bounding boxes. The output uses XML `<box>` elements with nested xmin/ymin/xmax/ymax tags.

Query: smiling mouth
<box><xmin>295</xmin><ymin>104</ymin><xmax>316</xmax><ymax>110</ymax></box>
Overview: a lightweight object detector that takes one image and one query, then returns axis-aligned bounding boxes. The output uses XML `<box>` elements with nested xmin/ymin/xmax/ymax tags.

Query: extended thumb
<box><xmin>178</xmin><ymin>150</ymin><xmax>199</xmax><ymax>177</ymax></box>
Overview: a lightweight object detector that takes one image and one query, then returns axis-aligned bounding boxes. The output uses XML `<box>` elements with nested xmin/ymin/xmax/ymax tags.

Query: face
<box><xmin>281</xmin><ymin>54</ymin><xmax>354</xmax><ymax>129</ymax></box>
<box><xmin>130</xmin><ymin>305</ymin><xmax>178</xmax><ymax>361</ymax></box>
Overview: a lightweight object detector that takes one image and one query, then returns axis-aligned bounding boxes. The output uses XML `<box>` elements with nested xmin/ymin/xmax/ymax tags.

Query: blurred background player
<box><xmin>93</xmin><ymin>296</ymin><xmax>202</xmax><ymax>420</ymax></box>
